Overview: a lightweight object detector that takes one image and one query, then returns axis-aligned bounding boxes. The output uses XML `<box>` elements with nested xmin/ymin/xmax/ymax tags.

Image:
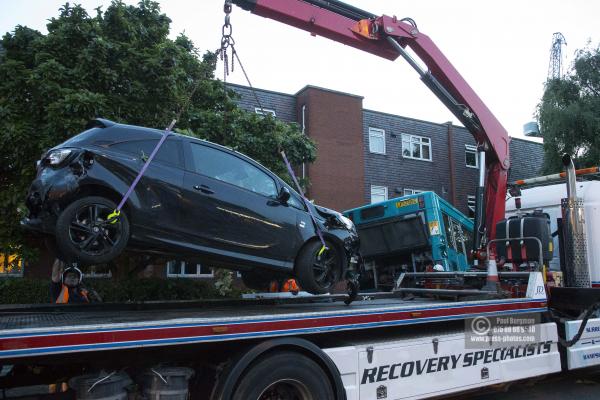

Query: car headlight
<box><xmin>338</xmin><ymin>214</ymin><xmax>354</xmax><ymax>230</ymax></box>
<box><xmin>45</xmin><ymin>149</ymin><xmax>73</xmax><ymax>166</ymax></box>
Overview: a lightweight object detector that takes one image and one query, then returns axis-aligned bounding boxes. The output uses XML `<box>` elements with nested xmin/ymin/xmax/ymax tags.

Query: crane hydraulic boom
<box><xmin>231</xmin><ymin>0</ymin><xmax>510</xmax><ymax>250</ymax></box>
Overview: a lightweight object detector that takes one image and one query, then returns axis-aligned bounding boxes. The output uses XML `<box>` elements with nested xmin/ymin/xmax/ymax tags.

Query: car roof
<box><xmin>106</xmin><ymin>121</ymin><xmax>285</xmax><ymax>180</ymax></box>
<box><xmin>83</xmin><ymin>119</ymin><xmax>305</xmax><ymax>200</ymax></box>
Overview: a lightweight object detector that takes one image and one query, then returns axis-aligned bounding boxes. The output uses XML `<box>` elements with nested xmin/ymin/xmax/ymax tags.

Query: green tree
<box><xmin>0</xmin><ymin>1</ymin><xmax>316</xmax><ymax>259</ymax></box>
<box><xmin>537</xmin><ymin>44</ymin><xmax>600</xmax><ymax>173</ymax></box>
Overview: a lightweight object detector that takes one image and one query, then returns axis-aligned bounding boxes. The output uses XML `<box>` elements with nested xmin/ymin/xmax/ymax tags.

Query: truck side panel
<box><xmin>325</xmin><ymin>323</ymin><xmax>561</xmax><ymax>400</ymax></box>
<box><xmin>565</xmin><ymin>317</ymin><xmax>600</xmax><ymax>369</ymax></box>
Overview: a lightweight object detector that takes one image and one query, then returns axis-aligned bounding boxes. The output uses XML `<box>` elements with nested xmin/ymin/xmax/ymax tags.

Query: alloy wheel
<box><xmin>68</xmin><ymin>203</ymin><xmax>123</xmax><ymax>257</ymax></box>
<box><xmin>312</xmin><ymin>248</ymin><xmax>338</xmax><ymax>289</ymax></box>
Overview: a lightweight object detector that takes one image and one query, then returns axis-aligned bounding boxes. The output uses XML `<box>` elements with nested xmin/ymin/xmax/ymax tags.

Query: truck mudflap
<box><xmin>565</xmin><ymin>317</ymin><xmax>600</xmax><ymax>370</ymax></box>
<box><xmin>325</xmin><ymin>322</ymin><xmax>561</xmax><ymax>400</ymax></box>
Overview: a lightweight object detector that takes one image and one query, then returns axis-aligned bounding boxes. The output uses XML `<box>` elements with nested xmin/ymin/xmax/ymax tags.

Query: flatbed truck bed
<box><xmin>0</xmin><ymin>295</ymin><xmax>547</xmax><ymax>360</ymax></box>
<box><xmin>2</xmin><ymin>274</ymin><xmax>600</xmax><ymax>400</ymax></box>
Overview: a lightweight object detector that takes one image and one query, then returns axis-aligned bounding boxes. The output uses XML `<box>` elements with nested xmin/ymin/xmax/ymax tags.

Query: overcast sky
<box><xmin>2</xmin><ymin>0</ymin><xmax>599</xmax><ymax>140</ymax></box>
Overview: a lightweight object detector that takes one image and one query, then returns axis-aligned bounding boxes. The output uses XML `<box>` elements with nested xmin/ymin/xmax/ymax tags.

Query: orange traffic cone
<box><xmin>483</xmin><ymin>248</ymin><xmax>501</xmax><ymax>293</ymax></box>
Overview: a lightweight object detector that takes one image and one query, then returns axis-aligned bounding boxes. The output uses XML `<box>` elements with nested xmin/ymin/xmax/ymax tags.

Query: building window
<box><xmin>370</xmin><ymin>185</ymin><xmax>388</xmax><ymax>204</ymax></box>
<box><xmin>255</xmin><ymin>107</ymin><xmax>276</xmax><ymax>117</ymax></box>
<box><xmin>368</xmin><ymin>128</ymin><xmax>386</xmax><ymax>154</ymax></box>
<box><xmin>402</xmin><ymin>134</ymin><xmax>431</xmax><ymax>161</ymax></box>
<box><xmin>465</xmin><ymin>145</ymin><xmax>478</xmax><ymax>168</ymax></box>
<box><xmin>167</xmin><ymin>261</ymin><xmax>214</xmax><ymax>278</ymax></box>
<box><xmin>403</xmin><ymin>188</ymin><xmax>423</xmax><ymax>196</ymax></box>
<box><xmin>0</xmin><ymin>253</ymin><xmax>24</xmax><ymax>277</ymax></box>
<box><xmin>85</xmin><ymin>264</ymin><xmax>113</xmax><ymax>279</ymax></box>
<box><xmin>467</xmin><ymin>195</ymin><xmax>476</xmax><ymax>218</ymax></box>
<box><xmin>301</xmin><ymin>105</ymin><xmax>307</xmax><ymax>134</ymax></box>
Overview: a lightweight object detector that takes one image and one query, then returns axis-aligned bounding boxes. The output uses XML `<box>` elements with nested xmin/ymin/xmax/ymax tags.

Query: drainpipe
<box><xmin>561</xmin><ymin>154</ymin><xmax>590</xmax><ymax>287</ymax></box>
<box><xmin>446</xmin><ymin>122</ymin><xmax>457</xmax><ymax>206</ymax></box>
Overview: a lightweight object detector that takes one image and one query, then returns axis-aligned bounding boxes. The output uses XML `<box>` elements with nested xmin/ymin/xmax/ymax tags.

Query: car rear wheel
<box><xmin>55</xmin><ymin>196</ymin><xmax>129</xmax><ymax>265</ymax></box>
<box><xmin>232</xmin><ymin>351</ymin><xmax>334</xmax><ymax>400</ymax></box>
<box><xmin>295</xmin><ymin>241</ymin><xmax>341</xmax><ymax>294</ymax></box>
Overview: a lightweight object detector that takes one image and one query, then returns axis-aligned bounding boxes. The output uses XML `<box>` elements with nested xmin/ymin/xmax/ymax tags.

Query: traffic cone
<box><xmin>483</xmin><ymin>248</ymin><xmax>501</xmax><ymax>293</ymax></box>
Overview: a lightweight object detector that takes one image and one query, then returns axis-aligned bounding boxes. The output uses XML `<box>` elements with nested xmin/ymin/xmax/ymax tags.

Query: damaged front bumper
<box><xmin>21</xmin><ymin>151</ymin><xmax>88</xmax><ymax>234</ymax></box>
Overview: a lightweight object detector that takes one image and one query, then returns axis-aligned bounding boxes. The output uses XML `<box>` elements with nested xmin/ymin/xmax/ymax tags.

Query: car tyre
<box><xmin>296</xmin><ymin>240</ymin><xmax>341</xmax><ymax>295</ymax></box>
<box><xmin>232</xmin><ymin>351</ymin><xmax>334</xmax><ymax>400</ymax></box>
<box><xmin>55</xmin><ymin>196</ymin><xmax>129</xmax><ymax>265</ymax></box>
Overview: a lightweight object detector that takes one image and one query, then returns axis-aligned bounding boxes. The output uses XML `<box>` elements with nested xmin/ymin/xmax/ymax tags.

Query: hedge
<box><xmin>0</xmin><ymin>277</ymin><xmax>239</xmax><ymax>304</ymax></box>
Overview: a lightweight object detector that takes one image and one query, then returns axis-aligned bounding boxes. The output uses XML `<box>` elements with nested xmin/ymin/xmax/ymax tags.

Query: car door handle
<box><xmin>194</xmin><ymin>185</ymin><xmax>214</xmax><ymax>194</ymax></box>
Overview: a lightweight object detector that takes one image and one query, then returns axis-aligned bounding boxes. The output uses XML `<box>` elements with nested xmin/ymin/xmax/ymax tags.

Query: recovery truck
<box><xmin>1</xmin><ymin>1</ymin><xmax>599</xmax><ymax>399</ymax></box>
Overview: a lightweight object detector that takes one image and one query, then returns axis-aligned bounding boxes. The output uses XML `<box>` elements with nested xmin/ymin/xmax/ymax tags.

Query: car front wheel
<box><xmin>295</xmin><ymin>240</ymin><xmax>341</xmax><ymax>295</ymax></box>
<box><xmin>55</xmin><ymin>196</ymin><xmax>130</xmax><ymax>265</ymax></box>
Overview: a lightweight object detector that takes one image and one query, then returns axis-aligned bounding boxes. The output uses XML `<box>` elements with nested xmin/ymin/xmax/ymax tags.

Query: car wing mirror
<box><xmin>278</xmin><ymin>187</ymin><xmax>291</xmax><ymax>204</ymax></box>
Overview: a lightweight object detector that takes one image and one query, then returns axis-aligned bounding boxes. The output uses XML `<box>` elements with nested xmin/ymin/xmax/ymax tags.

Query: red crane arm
<box><xmin>231</xmin><ymin>0</ymin><xmax>510</xmax><ymax>244</ymax></box>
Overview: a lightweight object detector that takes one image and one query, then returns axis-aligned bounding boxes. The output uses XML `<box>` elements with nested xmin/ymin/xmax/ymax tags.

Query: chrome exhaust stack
<box><xmin>561</xmin><ymin>154</ymin><xmax>591</xmax><ymax>288</ymax></box>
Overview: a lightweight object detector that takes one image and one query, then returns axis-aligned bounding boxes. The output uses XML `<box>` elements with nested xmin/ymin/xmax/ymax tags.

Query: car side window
<box><xmin>109</xmin><ymin>138</ymin><xmax>182</xmax><ymax>167</ymax></box>
<box><xmin>189</xmin><ymin>142</ymin><xmax>277</xmax><ymax>197</ymax></box>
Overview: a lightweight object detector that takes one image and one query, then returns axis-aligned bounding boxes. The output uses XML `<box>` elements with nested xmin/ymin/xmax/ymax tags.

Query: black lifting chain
<box><xmin>219</xmin><ymin>1</ymin><xmax>235</xmax><ymax>81</ymax></box>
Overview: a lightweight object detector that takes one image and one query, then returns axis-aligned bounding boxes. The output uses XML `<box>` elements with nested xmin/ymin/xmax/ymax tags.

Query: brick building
<box><xmin>230</xmin><ymin>83</ymin><xmax>544</xmax><ymax>216</ymax></box>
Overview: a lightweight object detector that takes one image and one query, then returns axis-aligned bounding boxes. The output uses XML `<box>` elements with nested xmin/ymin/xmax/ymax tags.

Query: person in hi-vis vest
<box><xmin>50</xmin><ymin>259</ymin><xmax>101</xmax><ymax>303</ymax></box>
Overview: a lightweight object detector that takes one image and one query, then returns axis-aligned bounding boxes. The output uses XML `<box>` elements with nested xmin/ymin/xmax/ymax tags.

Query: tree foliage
<box><xmin>537</xmin><ymin>44</ymin><xmax>600</xmax><ymax>172</ymax></box>
<box><xmin>0</xmin><ymin>1</ymin><xmax>316</xmax><ymax>257</ymax></box>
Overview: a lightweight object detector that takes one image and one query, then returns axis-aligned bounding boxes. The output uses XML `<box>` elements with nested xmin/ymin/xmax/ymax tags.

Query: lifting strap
<box><xmin>109</xmin><ymin>44</ymin><xmax>206</xmax><ymax>223</ymax></box>
<box><xmin>108</xmin><ymin>121</ymin><xmax>175</xmax><ymax>223</ymax></box>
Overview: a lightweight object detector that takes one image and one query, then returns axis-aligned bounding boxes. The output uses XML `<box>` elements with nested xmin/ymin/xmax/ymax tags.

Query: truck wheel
<box><xmin>295</xmin><ymin>241</ymin><xmax>340</xmax><ymax>294</ymax></box>
<box><xmin>232</xmin><ymin>351</ymin><xmax>335</xmax><ymax>400</ymax></box>
<box><xmin>55</xmin><ymin>196</ymin><xmax>129</xmax><ymax>265</ymax></box>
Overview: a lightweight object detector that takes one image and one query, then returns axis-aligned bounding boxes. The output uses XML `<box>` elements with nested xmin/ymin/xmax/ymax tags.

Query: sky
<box><xmin>2</xmin><ymin>0</ymin><xmax>599</xmax><ymax>140</ymax></box>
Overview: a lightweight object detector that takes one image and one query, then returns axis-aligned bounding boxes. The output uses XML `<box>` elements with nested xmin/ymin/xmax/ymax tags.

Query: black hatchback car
<box><xmin>22</xmin><ymin>119</ymin><xmax>359</xmax><ymax>294</ymax></box>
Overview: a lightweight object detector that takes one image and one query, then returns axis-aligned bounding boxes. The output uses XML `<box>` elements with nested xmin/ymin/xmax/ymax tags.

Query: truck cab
<box><xmin>505</xmin><ymin>180</ymin><xmax>600</xmax><ymax>285</ymax></box>
<box><xmin>344</xmin><ymin>192</ymin><xmax>474</xmax><ymax>290</ymax></box>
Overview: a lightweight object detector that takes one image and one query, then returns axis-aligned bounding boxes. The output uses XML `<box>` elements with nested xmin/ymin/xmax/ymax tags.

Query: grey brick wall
<box><xmin>226</xmin><ymin>83</ymin><xmax>545</xmax><ymax>215</ymax></box>
<box><xmin>449</xmin><ymin>126</ymin><xmax>479</xmax><ymax>215</ymax></box>
<box><xmin>362</xmin><ymin>110</ymin><xmax>453</xmax><ymax>205</ymax></box>
<box><xmin>227</xmin><ymin>83</ymin><xmax>297</xmax><ymax>123</ymax></box>
<box><xmin>509</xmin><ymin>138</ymin><xmax>545</xmax><ymax>181</ymax></box>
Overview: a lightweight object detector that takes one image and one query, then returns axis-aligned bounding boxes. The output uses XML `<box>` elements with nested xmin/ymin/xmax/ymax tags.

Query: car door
<box><xmin>182</xmin><ymin>140</ymin><xmax>301</xmax><ymax>264</ymax></box>
<box><xmin>105</xmin><ymin>135</ymin><xmax>185</xmax><ymax>238</ymax></box>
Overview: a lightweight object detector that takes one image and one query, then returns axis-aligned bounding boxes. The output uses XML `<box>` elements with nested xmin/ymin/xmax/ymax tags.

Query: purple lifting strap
<box><xmin>115</xmin><ymin>120</ymin><xmax>176</xmax><ymax>212</ymax></box>
<box><xmin>280</xmin><ymin>150</ymin><xmax>327</xmax><ymax>250</ymax></box>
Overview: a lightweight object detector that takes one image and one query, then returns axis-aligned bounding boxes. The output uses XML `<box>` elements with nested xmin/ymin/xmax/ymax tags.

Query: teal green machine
<box><xmin>344</xmin><ymin>192</ymin><xmax>474</xmax><ymax>290</ymax></box>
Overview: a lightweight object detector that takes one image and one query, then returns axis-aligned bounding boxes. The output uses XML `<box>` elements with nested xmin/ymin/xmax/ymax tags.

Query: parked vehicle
<box><xmin>21</xmin><ymin>119</ymin><xmax>359</xmax><ymax>294</ymax></box>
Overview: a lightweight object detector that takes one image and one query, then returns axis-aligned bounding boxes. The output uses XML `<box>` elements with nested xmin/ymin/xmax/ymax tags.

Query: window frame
<box><xmin>370</xmin><ymin>185</ymin><xmax>388</xmax><ymax>204</ymax></box>
<box><xmin>467</xmin><ymin>195</ymin><xmax>477</xmax><ymax>216</ymax></box>
<box><xmin>85</xmin><ymin>264</ymin><xmax>113</xmax><ymax>279</ymax></box>
<box><xmin>401</xmin><ymin>134</ymin><xmax>432</xmax><ymax>161</ymax></box>
<box><xmin>368</xmin><ymin>127</ymin><xmax>386</xmax><ymax>155</ymax></box>
<box><xmin>187</xmin><ymin>141</ymin><xmax>279</xmax><ymax>199</ymax></box>
<box><xmin>465</xmin><ymin>145</ymin><xmax>479</xmax><ymax>169</ymax></box>
<box><xmin>166</xmin><ymin>260</ymin><xmax>214</xmax><ymax>278</ymax></box>
<box><xmin>255</xmin><ymin>107</ymin><xmax>277</xmax><ymax>117</ymax></box>
<box><xmin>403</xmin><ymin>188</ymin><xmax>424</xmax><ymax>196</ymax></box>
